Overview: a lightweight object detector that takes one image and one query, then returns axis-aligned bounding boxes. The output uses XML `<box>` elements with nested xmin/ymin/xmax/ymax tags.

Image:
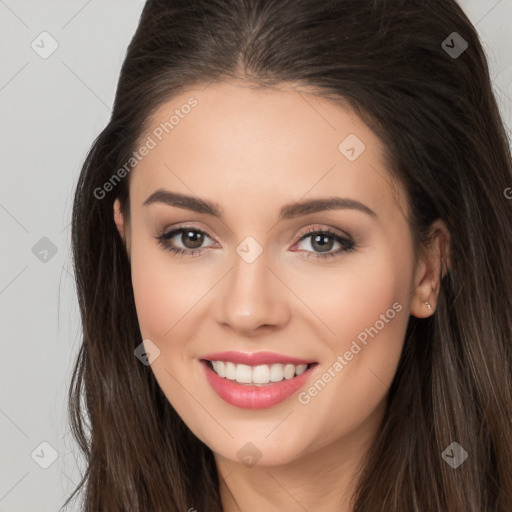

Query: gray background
<box><xmin>0</xmin><ymin>1</ymin><xmax>511</xmax><ymax>510</ymax></box>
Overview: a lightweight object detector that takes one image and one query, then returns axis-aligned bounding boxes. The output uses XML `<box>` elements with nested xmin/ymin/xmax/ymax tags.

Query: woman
<box><xmin>64</xmin><ymin>0</ymin><xmax>512</xmax><ymax>510</ymax></box>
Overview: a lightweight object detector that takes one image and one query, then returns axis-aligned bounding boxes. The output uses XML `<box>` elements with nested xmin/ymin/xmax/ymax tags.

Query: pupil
<box><xmin>183</xmin><ymin>230</ymin><xmax>203</xmax><ymax>249</ymax></box>
<box><xmin>312</xmin><ymin>233</ymin><xmax>333</xmax><ymax>252</ymax></box>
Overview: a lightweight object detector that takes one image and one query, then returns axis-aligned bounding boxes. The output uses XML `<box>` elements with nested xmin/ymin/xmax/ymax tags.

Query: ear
<box><xmin>410</xmin><ymin>218</ymin><xmax>451</xmax><ymax>318</ymax></box>
<box><xmin>113</xmin><ymin>198</ymin><xmax>126</xmax><ymax>241</ymax></box>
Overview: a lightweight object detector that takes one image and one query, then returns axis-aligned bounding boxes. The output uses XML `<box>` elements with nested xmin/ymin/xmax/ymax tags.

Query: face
<box><xmin>114</xmin><ymin>81</ymin><xmax>438</xmax><ymax>468</ymax></box>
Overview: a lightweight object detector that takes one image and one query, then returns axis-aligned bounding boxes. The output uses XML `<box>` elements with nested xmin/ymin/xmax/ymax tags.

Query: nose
<box><xmin>214</xmin><ymin>249</ymin><xmax>291</xmax><ymax>336</ymax></box>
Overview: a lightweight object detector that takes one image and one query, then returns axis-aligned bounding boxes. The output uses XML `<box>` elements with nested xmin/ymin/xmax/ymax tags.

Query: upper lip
<box><xmin>199</xmin><ymin>351</ymin><xmax>315</xmax><ymax>366</ymax></box>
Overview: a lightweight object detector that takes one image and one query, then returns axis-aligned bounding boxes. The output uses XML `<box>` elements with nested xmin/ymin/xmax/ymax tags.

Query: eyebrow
<box><xmin>143</xmin><ymin>189</ymin><xmax>377</xmax><ymax>221</ymax></box>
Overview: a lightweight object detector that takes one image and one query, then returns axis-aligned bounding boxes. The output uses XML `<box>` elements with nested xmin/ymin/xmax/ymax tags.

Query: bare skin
<box><xmin>113</xmin><ymin>81</ymin><xmax>449</xmax><ymax>511</ymax></box>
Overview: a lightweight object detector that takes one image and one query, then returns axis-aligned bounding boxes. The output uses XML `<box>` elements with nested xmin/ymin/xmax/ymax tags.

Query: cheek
<box><xmin>312</xmin><ymin>238</ymin><xmax>413</xmax><ymax>411</ymax></box>
<box><xmin>338</xmin><ymin>255</ymin><xmax>408</xmax><ymax>339</ymax></box>
<box><xmin>291</xmin><ymin>243</ymin><xmax>413</xmax><ymax>357</ymax></box>
<box><xmin>334</xmin><ymin>241</ymin><xmax>413</xmax><ymax>366</ymax></box>
<box><xmin>129</xmin><ymin>241</ymin><xmax>207</xmax><ymax>410</ymax></box>
<box><xmin>130</xmin><ymin>237</ymin><xmax>190</xmax><ymax>342</ymax></box>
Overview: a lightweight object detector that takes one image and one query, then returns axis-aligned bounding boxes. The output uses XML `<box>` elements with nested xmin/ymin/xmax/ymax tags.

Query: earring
<box><xmin>425</xmin><ymin>301</ymin><xmax>432</xmax><ymax>310</ymax></box>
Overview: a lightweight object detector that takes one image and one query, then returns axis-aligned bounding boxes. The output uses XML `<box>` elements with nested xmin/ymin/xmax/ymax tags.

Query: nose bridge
<box><xmin>216</xmin><ymin>240</ymin><xmax>289</xmax><ymax>332</ymax></box>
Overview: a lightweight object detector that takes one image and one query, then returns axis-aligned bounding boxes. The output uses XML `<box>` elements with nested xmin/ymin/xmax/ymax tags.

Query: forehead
<box><xmin>130</xmin><ymin>82</ymin><xmax>406</xmax><ymax>223</ymax></box>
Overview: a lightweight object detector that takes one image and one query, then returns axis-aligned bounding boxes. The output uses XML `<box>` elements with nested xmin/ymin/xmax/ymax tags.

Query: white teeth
<box><xmin>213</xmin><ymin>361</ymin><xmax>226</xmax><ymax>378</ymax></box>
<box><xmin>235</xmin><ymin>364</ymin><xmax>253</xmax><ymax>383</ymax></box>
<box><xmin>225</xmin><ymin>361</ymin><xmax>236</xmax><ymax>380</ymax></box>
<box><xmin>270</xmin><ymin>364</ymin><xmax>284</xmax><ymax>382</ymax></box>
<box><xmin>252</xmin><ymin>364</ymin><xmax>270</xmax><ymax>383</ymax></box>
<box><xmin>295</xmin><ymin>364</ymin><xmax>308</xmax><ymax>375</ymax></box>
<box><xmin>209</xmin><ymin>361</ymin><xmax>310</xmax><ymax>384</ymax></box>
<box><xmin>283</xmin><ymin>364</ymin><xmax>295</xmax><ymax>380</ymax></box>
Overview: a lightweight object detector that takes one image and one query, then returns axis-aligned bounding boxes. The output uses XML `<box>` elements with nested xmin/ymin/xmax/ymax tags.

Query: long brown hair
<box><xmin>64</xmin><ymin>0</ymin><xmax>512</xmax><ymax>510</ymax></box>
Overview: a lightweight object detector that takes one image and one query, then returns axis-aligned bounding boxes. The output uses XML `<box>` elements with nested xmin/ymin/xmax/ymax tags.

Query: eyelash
<box><xmin>155</xmin><ymin>224</ymin><xmax>356</xmax><ymax>260</ymax></box>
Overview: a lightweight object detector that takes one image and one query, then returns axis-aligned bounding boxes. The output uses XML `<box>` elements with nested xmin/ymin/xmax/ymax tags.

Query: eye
<box><xmin>290</xmin><ymin>226</ymin><xmax>356</xmax><ymax>260</ymax></box>
<box><xmin>155</xmin><ymin>225</ymin><xmax>216</xmax><ymax>257</ymax></box>
<box><xmin>155</xmin><ymin>224</ymin><xmax>356</xmax><ymax>260</ymax></box>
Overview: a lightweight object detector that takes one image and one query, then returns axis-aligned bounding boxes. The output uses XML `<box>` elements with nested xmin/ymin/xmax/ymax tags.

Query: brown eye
<box><xmin>292</xmin><ymin>227</ymin><xmax>356</xmax><ymax>260</ymax></box>
<box><xmin>156</xmin><ymin>226</ymin><xmax>214</xmax><ymax>257</ymax></box>
<box><xmin>179</xmin><ymin>229</ymin><xmax>204</xmax><ymax>249</ymax></box>
<box><xmin>309</xmin><ymin>232</ymin><xmax>336</xmax><ymax>253</ymax></box>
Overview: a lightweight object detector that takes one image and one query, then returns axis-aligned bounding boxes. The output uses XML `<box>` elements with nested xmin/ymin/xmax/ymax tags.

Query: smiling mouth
<box><xmin>202</xmin><ymin>359</ymin><xmax>318</xmax><ymax>386</ymax></box>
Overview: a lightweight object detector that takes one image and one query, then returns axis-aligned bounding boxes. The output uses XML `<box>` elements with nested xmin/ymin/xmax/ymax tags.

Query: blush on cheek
<box><xmin>332</xmin><ymin>271</ymin><xmax>407</xmax><ymax>372</ymax></box>
<box><xmin>343</xmin><ymin>262</ymin><xmax>411</xmax><ymax>377</ymax></box>
<box><xmin>130</xmin><ymin>241</ymin><xmax>216</xmax><ymax>344</ymax></box>
<box><xmin>130</xmin><ymin>245</ymin><xmax>183</xmax><ymax>341</ymax></box>
<box><xmin>335</xmin><ymin>267</ymin><xmax>399</xmax><ymax>334</ymax></box>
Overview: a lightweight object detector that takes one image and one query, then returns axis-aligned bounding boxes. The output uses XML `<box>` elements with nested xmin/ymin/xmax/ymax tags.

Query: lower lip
<box><xmin>200</xmin><ymin>360</ymin><xmax>318</xmax><ymax>409</ymax></box>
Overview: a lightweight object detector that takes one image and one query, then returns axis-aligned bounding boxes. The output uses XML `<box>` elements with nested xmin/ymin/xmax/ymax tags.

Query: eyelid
<box><xmin>291</xmin><ymin>224</ymin><xmax>353</xmax><ymax>244</ymax></box>
<box><xmin>158</xmin><ymin>223</ymin><xmax>216</xmax><ymax>240</ymax></box>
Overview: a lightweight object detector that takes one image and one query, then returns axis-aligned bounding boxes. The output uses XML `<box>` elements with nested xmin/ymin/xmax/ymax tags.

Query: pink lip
<box><xmin>199</xmin><ymin>350</ymin><xmax>315</xmax><ymax>366</ymax></box>
<box><xmin>199</xmin><ymin>360</ymin><xmax>319</xmax><ymax>409</ymax></box>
